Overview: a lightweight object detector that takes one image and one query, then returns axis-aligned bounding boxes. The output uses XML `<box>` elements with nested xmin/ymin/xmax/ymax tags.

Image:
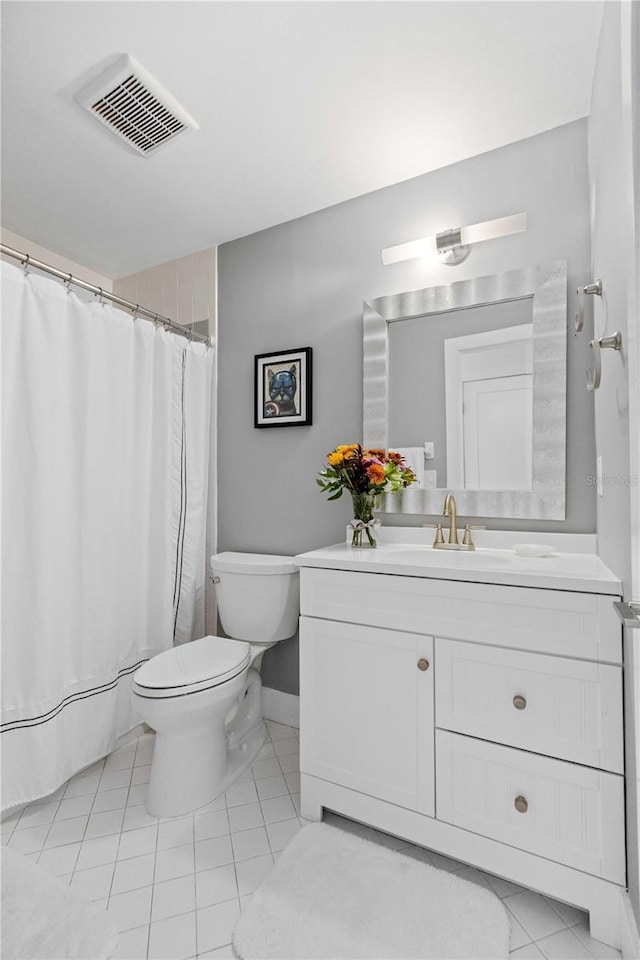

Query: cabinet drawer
<box><xmin>300</xmin><ymin>568</ymin><xmax>621</xmax><ymax>663</ymax></box>
<box><xmin>436</xmin><ymin>730</ymin><xmax>625</xmax><ymax>883</ymax></box>
<box><xmin>435</xmin><ymin>640</ymin><xmax>623</xmax><ymax>773</ymax></box>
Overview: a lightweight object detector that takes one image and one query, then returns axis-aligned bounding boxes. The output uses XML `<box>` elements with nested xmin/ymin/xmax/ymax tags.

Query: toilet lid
<box><xmin>133</xmin><ymin>636</ymin><xmax>251</xmax><ymax>696</ymax></box>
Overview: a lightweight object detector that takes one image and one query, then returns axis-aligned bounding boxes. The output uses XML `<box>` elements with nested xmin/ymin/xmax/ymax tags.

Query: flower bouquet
<box><xmin>317</xmin><ymin>445</ymin><xmax>417</xmax><ymax>547</ymax></box>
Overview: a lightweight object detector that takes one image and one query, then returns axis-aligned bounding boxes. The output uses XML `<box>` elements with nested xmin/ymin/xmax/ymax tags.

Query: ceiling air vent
<box><xmin>75</xmin><ymin>55</ymin><xmax>198</xmax><ymax>156</ymax></box>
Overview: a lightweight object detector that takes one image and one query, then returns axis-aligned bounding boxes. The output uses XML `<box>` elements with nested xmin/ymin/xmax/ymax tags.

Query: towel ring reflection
<box><xmin>586</xmin><ymin>331</ymin><xmax>622</xmax><ymax>391</ymax></box>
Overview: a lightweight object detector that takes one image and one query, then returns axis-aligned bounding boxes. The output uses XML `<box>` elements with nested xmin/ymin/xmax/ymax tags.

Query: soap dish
<box><xmin>513</xmin><ymin>543</ymin><xmax>554</xmax><ymax>558</ymax></box>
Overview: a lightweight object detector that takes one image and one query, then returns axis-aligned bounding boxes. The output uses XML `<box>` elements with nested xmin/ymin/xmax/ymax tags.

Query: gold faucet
<box><xmin>443</xmin><ymin>493</ymin><xmax>459</xmax><ymax>545</ymax></box>
<box><xmin>432</xmin><ymin>494</ymin><xmax>477</xmax><ymax>550</ymax></box>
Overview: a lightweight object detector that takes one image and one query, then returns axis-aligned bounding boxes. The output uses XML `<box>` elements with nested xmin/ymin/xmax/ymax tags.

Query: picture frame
<box><xmin>254</xmin><ymin>347</ymin><xmax>313</xmax><ymax>428</ymax></box>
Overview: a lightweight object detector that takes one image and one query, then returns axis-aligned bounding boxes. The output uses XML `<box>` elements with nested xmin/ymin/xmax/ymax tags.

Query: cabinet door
<box><xmin>300</xmin><ymin>616</ymin><xmax>434</xmax><ymax>815</ymax></box>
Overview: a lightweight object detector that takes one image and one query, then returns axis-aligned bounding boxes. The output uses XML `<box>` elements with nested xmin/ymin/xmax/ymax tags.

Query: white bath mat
<box><xmin>233</xmin><ymin>822</ymin><xmax>510</xmax><ymax>959</ymax></box>
<box><xmin>1</xmin><ymin>846</ymin><xmax>118</xmax><ymax>959</ymax></box>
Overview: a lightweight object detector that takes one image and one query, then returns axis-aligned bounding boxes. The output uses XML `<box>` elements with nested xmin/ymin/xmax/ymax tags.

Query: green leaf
<box><xmin>327</xmin><ymin>490</ymin><xmax>343</xmax><ymax>501</ymax></box>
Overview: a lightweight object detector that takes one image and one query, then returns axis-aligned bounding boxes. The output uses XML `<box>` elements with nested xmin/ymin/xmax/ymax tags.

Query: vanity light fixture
<box><xmin>381</xmin><ymin>212</ymin><xmax>527</xmax><ymax>267</ymax></box>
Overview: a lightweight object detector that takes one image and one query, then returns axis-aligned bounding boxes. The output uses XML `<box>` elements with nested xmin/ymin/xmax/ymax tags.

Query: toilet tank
<box><xmin>211</xmin><ymin>552</ymin><xmax>300</xmax><ymax>644</ymax></box>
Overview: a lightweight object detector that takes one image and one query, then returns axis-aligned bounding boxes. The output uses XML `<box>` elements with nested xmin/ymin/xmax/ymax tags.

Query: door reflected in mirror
<box><xmin>388</xmin><ymin>298</ymin><xmax>534</xmax><ymax>492</ymax></box>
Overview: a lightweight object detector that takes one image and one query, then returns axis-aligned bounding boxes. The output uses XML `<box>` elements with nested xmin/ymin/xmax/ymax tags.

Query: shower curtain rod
<box><xmin>1</xmin><ymin>244</ymin><xmax>212</xmax><ymax>346</ymax></box>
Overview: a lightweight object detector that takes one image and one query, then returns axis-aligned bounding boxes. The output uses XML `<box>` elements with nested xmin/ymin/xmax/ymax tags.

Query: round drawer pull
<box><xmin>513</xmin><ymin>695</ymin><xmax>527</xmax><ymax>711</ymax></box>
<box><xmin>514</xmin><ymin>795</ymin><xmax>529</xmax><ymax>814</ymax></box>
<box><xmin>417</xmin><ymin>658</ymin><xmax>430</xmax><ymax>672</ymax></box>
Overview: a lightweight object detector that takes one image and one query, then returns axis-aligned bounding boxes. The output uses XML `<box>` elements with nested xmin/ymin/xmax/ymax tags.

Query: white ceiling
<box><xmin>1</xmin><ymin>1</ymin><xmax>603</xmax><ymax>278</ymax></box>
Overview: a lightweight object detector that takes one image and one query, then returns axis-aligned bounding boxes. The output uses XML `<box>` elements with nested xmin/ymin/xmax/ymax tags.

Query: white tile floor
<box><xmin>2</xmin><ymin>720</ymin><xmax>622</xmax><ymax>960</ymax></box>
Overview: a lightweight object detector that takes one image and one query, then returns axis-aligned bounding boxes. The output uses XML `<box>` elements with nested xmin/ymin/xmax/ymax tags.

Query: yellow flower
<box><xmin>335</xmin><ymin>444</ymin><xmax>358</xmax><ymax>459</ymax></box>
<box><xmin>327</xmin><ymin>451</ymin><xmax>344</xmax><ymax>467</ymax></box>
<box><xmin>367</xmin><ymin>463</ymin><xmax>386</xmax><ymax>485</ymax></box>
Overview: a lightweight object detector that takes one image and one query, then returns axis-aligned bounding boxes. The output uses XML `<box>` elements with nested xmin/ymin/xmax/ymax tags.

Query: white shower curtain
<box><xmin>1</xmin><ymin>261</ymin><xmax>214</xmax><ymax>810</ymax></box>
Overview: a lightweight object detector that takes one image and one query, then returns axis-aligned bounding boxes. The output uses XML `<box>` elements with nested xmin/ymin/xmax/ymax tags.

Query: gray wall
<box><xmin>588</xmin><ymin>2</ymin><xmax>639</xmax><ymax>925</ymax></box>
<box><xmin>218</xmin><ymin>119</ymin><xmax>595</xmax><ymax>696</ymax></box>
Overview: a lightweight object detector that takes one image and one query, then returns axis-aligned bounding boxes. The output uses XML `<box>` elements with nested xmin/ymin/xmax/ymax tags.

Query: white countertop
<box><xmin>294</xmin><ymin>539</ymin><xmax>622</xmax><ymax>595</ymax></box>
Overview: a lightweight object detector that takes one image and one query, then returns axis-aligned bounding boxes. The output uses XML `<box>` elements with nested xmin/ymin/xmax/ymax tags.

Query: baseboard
<box><xmin>620</xmin><ymin>891</ymin><xmax>640</xmax><ymax>959</ymax></box>
<box><xmin>262</xmin><ymin>687</ymin><xmax>300</xmax><ymax>728</ymax></box>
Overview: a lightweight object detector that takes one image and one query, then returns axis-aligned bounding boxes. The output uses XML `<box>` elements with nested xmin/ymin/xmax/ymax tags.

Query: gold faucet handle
<box><xmin>421</xmin><ymin>523</ymin><xmax>446</xmax><ymax>545</ymax></box>
<box><xmin>462</xmin><ymin>524</ymin><xmax>485</xmax><ymax>547</ymax></box>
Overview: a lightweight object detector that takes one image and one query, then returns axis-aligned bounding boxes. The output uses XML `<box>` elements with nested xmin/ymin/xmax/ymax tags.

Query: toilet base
<box><xmin>145</xmin><ymin>719</ymin><xmax>267</xmax><ymax>818</ymax></box>
<box><xmin>143</xmin><ymin>703</ymin><xmax>267</xmax><ymax>819</ymax></box>
<box><xmin>200</xmin><ymin>720</ymin><xmax>267</xmax><ymax>810</ymax></box>
<box><xmin>138</xmin><ymin>665</ymin><xmax>270</xmax><ymax>819</ymax></box>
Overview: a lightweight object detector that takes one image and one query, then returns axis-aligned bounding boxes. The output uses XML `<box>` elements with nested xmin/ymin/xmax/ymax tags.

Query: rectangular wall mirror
<box><xmin>363</xmin><ymin>260</ymin><xmax>567</xmax><ymax>519</ymax></box>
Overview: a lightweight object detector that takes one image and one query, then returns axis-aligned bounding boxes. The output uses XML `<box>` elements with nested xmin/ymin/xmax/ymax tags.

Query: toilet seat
<box><xmin>133</xmin><ymin>635</ymin><xmax>251</xmax><ymax>699</ymax></box>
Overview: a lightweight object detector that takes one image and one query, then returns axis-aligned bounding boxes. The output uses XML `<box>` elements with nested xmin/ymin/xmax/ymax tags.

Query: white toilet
<box><xmin>132</xmin><ymin>552</ymin><xmax>299</xmax><ymax>817</ymax></box>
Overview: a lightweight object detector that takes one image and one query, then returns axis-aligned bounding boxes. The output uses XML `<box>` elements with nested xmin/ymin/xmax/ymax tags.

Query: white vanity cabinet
<box><xmin>298</xmin><ymin>558</ymin><xmax>626</xmax><ymax>947</ymax></box>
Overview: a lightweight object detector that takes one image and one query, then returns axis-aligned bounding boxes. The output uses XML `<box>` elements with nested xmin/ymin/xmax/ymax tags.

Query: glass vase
<box><xmin>350</xmin><ymin>492</ymin><xmax>380</xmax><ymax>548</ymax></box>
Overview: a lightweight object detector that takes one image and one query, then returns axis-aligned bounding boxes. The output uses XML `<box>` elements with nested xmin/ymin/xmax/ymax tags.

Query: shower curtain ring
<box><xmin>131</xmin><ymin>304</ymin><xmax>139</xmax><ymax>318</ymax></box>
<box><xmin>64</xmin><ymin>273</ymin><xmax>73</xmax><ymax>294</ymax></box>
<box><xmin>23</xmin><ymin>254</ymin><xmax>30</xmax><ymax>276</ymax></box>
<box><xmin>95</xmin><ymin>287</ymin><xmax>105</xmax><ymax>305</ymax></box>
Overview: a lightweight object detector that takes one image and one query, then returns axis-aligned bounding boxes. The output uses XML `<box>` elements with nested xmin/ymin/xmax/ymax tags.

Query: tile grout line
<box><xmin>103</xmin><ymin>748</ymin><xmax>137</xmax><ymax>903</ymax></box>
<box><xmin>222</xmin><ymin>746</ymin><xmax>243</xmax><ymax>958</ymax></box>
<box><xmin>189</xmin><ymin>801</ymin><xmax>198</xmax><ymax>960</ymax></box>
<box><xmin>254</xmin><ymin>728</ymin><xmax>280</xmax><ymax>865</ymax></box>
<box><xmin>41</xmin><ymin>763</ymin><xmax>106</xmax><ymax>878</ymax></box>
<box><xmin>29</xmin><ymin>791</ymin><xmax>65</xmax><ymax>865</ymax></box>
<box><xmin>142</xmin><ymin>733</ymin><xmax>161</xmax><ymax>960</ymax></box>
<box><xmin>528</xmin><ymin>923</ymin><xmax>602</xmax><ymax>960</ymax></box>
<box><xmin>501</xmin><ymin>897</ymin><xmax>599</xmax><ymax>958</ymax></box>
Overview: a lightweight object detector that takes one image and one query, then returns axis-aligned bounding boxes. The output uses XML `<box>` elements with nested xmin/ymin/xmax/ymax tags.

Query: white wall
<box><xmin>114</xmin><ymin>248</ymin><xmax>218</xmax><ymax>635</ymax></box>
<box><xmin>588</xmin><ymin>0</ymin><xmax>640</xmax><ymax>927</ymax></box>
<box><xmin>1</xmin><ymin>228</ymin><xmax>113</xmax><ymax>291</ymax></box>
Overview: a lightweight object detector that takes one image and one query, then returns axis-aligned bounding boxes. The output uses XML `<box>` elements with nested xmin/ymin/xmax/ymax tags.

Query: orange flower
<box><xmin>367</xmin><ymin>463</ymin><xmax>386</xmax><ymax>485</ymax></box>
<box><xmin>364</xmin><ymin>448</ymin><xmax>386</xmax><ymax>460</ymax></box>
<box><xmin>327</xmin><ymin>451</ymin><xmax>344</xmax><ymax>467</ymax></box>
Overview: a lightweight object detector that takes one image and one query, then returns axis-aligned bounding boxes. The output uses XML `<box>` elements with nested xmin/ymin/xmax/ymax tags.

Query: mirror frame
<box><xmin>363</xmin><ymin>260</ymin><xmax>567</xmax><ymax>520</ymax></box>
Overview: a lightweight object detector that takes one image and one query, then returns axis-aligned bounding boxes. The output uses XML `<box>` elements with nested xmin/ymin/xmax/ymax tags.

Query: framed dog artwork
<box><xmin>254</xmin><ymin>347</ymin><xmax>313</xmax><ymax>428</ymax></box>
